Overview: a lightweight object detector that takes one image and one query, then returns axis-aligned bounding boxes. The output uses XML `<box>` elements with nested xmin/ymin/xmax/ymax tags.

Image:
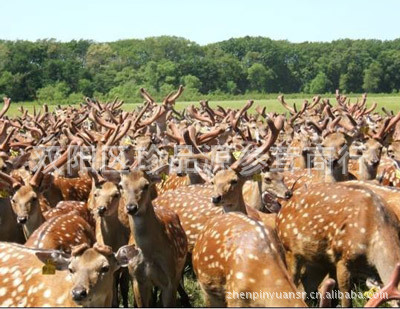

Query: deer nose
<box><xmin>285</xmin><ymin>190</ymin><xmax>293</xmax><ymax>199</ymax></box>
<box><xmin>17</xmin><ymin>216</ymin><xmax>27</xmax><ymax>224</ymax></box>
<box><xmin>211</xmin><ymin>196</ymin><xmax>222</xmax><ymax>205</ymax></box>
<box><xmin>97</xmin><ymin>206</ymin><xmax>106</xmax><ymax>216</ymax></box>
<box><xmin>71</xmin><ymin>287</ymin><xmax>88</xmax><ymax>301</ymax></box>
<box><xmin>126</xmin><ymin>204</ymin><xmax>139</xmax><ymax>215</ymax></box>
<box><xmin>371</xmin><ymin>158</ymin><xmax>380</xmax><ymax>165</ymax></box>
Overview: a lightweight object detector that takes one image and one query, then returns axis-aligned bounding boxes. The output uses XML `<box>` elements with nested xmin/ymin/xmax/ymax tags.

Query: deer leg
<box><xmin>336</xmin><ymin>260</ymin><xmax>352</xmax><ymax>307</ymax></box>
<box><xmin>120</xmin><ymin>268</ymin><xmax>130</xmax><ymax>307</ymax></box>
<box><xmin>111</xmin><ymin>272</ymin><xmax>120</xmax><ymax>307</ymax></box>
<box><xmin>161</xmin><ymin>283</ymin><xmax>177</xmax><ymax>307</ymax></box>
<box><xmin>178</xmin><ymin>282</ymin><xmax>191</xmax><ymax>307</ymax></box>
<box><xmin>134</xmin><ymin>279</ymin><xmax>152</xmax><ymax>307</ymax></box>
<box><xmin>286</xmin><ymin>251</ymin><xmax>303</xmax><ymax>287</ymax></box>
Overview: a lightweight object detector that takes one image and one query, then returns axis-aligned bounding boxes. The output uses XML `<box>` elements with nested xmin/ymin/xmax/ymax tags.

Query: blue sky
<box><xmin>1</xmin><ymin>0</ymin><xmax>399</xmax><ymax>45</ymax></box>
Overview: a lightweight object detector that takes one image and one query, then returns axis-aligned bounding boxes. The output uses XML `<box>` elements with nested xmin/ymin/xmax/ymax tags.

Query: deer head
<box><xmin>87</xmin><ymin>169</ymin><xmax>121</xmax><ymax>217</ymax></box>
<box><xmin>119</xmin><ymin>169</ymin><xmax>159</xmax><ymax>216</ymax></box>
<box><xmin>35</xmin><ymin>243</ymin><xmax>139</xmax><ymax>306</ymax></box>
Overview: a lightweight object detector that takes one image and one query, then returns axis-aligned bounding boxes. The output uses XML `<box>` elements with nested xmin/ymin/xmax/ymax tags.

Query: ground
<box><xmin>8</xmin><ymin>93</ymin><xmax>400</xmax><ymax>116</ymax></box>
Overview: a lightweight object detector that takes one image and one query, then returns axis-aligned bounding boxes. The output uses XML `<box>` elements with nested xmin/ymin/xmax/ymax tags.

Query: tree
<box><xmin>181</xmin><ymin>75</ymin><xmax>201</xmax><ymax>90</ymax></box>
<box><xmin>363</xmin><ymin>61</ymin><xmax>383</xmax><ymax>92</ymax></box>
<box><xmin>37</xmin><ymin>82</ymin><xmax>70</xmax><ymax>103</ymax></box>
<box><xmin>247</xmin><ymin>63</ymin><xmax>276</xmax><ymax>92</ymax></box>
<box><xmin>308</xmin><ymin>72</ymin><xmax>332</xmax><ymax>94</ymax></box>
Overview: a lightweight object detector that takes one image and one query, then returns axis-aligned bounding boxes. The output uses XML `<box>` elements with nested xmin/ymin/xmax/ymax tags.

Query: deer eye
<box><xmin>231</xmin><ymin>179</ymin><xmax>238</xmax><ymax>185</ymax></box>
<box><xmin>265</xmin><ymin>178</ymin><xmax>271</xmax><ymax>183</ymax></box>
<box><xmin>68</xmin><ymin>267</ymin><xmax>75</xmax><ymax>274</ymax></box>
<box><xmin>143</xmin><ymin>184</ymin><xmax>149</xmax><ymax>190</ymax></box>
<box><xmin>100</xmin><ymin>265</ymin><xmax>109</xmax><ymax>273</ymax></box>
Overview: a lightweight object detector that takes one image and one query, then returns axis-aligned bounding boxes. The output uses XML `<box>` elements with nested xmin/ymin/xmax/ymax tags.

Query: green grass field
<box><xmin>9</xmin><ymin>93</ymin><xmax>400</xmax><ymax>117</ymax></box>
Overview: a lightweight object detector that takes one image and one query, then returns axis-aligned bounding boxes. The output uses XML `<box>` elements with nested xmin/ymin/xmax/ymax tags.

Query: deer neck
<box><xmin>320</xmin><ymin>159</ymin><xmax>350</xmax><ymax>182</ymax></box>
<box><xmin>188</xmin><ymin>173</ymin><xmax>204</xmax><ymax>185</ymax></box>
<box><xmin>243</xmin><ymin>180</ymin><xmax>263</xmax><ymax>211</ymax></box>
<box><xmin>222</xmin><ymin>182</ymin><xmax>248</xmax><ymax>214</ymax></box>
<box><xmin>358</xmin><ymin>157</ymin><xmax>378</xmax><ymax>180</ymax></box>
<box><xmin>130</xmin><ymin>202</ymin><xmax>164</xmax><ymax>256</ymax></box>
<box><xmin>24</xmin><ymin>209</ymin><xmax>45</xmax><ymax>239</ymax></box>
<box><xmin>99</xmin><ymin>200</ymin><xmax>129</xmax><ymax>251</ymax></box>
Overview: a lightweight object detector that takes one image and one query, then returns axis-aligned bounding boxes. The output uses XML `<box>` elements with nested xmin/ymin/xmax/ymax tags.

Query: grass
<box><xmin>9</xmin><ymin>93</ymin><xmax>400</xmax><ymax>117</ymax></box>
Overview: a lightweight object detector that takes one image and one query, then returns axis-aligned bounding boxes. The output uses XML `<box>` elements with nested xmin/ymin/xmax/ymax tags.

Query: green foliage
<box><xmin>1</xmin><ymin>36</ymin><xmax>400</xmax><ymax>103</ymax></box>
<box><xmin>308</xmin><ymin>72</ymin><xmax>332</xmax><ymax>94</ymax></box>
<box><xmin>247</xmin><ymin>63</ymin><xmax>276</xmax><ymax>92</ymax></box>
<box><xmin>36</xmin><ymin>82</ymin><xmax>70</xmax><ymax>103</ymax></box>
<box><xmin>363</xmin><ymin>61</ymin><xmax>383</xmax><ymax>92</ymax></box>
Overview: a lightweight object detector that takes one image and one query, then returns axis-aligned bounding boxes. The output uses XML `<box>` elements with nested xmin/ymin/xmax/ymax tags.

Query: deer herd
<box><xmin>1</xmin><ymin>88</ymin><xmax>400</xmax><ymax>307</ymax></box>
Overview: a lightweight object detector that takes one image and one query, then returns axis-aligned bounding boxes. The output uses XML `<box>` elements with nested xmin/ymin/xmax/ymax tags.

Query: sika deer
<box><xmin>193</xmin><ymin>212</ymin><xmax>306</xmax><ymax>307</ymax></box>
<box><xmin>25</xmin><ymin>211</ymin><xmax>95</xmax><ymax>253</ymax></box>
<box><xmin>0</xmin><ymin>197</ymin><xmax>25</xmax><ymax>243</ymax></box>
<box><xmin>86</xmin><ymin>168</ymin><xmax>131</xmax><ymax>308</ymax></box>
<box><xmin>119</xmin><ymin>168</ymin><xmax>188</xmax><ymax>307</ymax></box>
<box><xmin>0</xmin><ymin>168</ymin><xmax>91</xmax><ymax>239</ymax></box>
<box><xmin>276</xmin><ymin>183</ymin><xmax>400</xmax><ymax>307</ymax></box>
<box><xmin>0</xmin><ymin>242</ymin><xmax>137</xmax><ymax>307</ymax></box>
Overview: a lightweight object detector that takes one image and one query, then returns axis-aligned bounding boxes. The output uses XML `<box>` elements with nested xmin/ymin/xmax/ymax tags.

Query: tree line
<box><xmin>0</xmin><ymin>36</ymin><xmax>400</xmax><ymax>103</ymax></box>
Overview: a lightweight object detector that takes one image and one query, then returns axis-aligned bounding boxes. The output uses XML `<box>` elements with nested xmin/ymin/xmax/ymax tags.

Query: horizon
<box><xmin>1</xmin><ymin>34</ymin><xmax>400</xmax><ymax>46</ymax></box>
<box><xmin>1</xmin><ymin>0</ymin><xmax>400</xmax><ymax>45</ymax></box>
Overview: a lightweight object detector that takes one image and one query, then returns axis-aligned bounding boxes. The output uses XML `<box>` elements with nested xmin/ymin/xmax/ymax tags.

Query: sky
<box><xmin>1</xmin><ymin>0</ymin><xmax>399</xmax><ymax>45</ymax></box>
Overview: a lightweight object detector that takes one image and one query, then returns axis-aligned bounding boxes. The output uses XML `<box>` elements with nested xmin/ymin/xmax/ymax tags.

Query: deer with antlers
<box><xmin>86</xmin><ymin>167</ymin><xmax>131</xmax><ymax>308</ymax></box>
<box><xmin>0</xmin><ymin>141</ymin><xmax>92</xmax><ymax>239</ymax></box>
<box><xmin>0</xmin><ymin>242</ymin><xmax>139</xmax><ymax>307</ymax></box>
<box><xmin>154</xmin><ymin>117</ymin><xmax>290</xmax><ymax>252</ymax></box>
<box><xmin>276</xmin><ymin>182</ymin><xmax>400</xmax><ymax>307</ymax></box>
<box><xmin>193</xmin><ymin>212</ymin><xmax>306</xmax><ymax>307</ymax></box>
<box><xmin>25</xmin><ymin>211</ymin><xmax>95</xmax><ymax>253</ymax></box>
<box><xmin>117</xmin><ymin>166</ymin><xmax>188</xmax><ymax>307</ymax></box>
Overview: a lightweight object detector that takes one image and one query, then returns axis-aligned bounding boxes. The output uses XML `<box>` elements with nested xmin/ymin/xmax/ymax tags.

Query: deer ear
<box><xmin>35</xmin><ymin>250</ymin><xmax>71</xmax><ymax>271</ymax></box>
<box><xmin>100</xmin><ymin>168</ymin><xmax>121</xmax><ymax>184</ymax></box>
<box><xmin>345</xmin><ymin>133</ymin><xmax>355</xmax><ymax>146</ymax></box>
<box><xmin>147</xmin><ymin>164</ymin><xmax>169</xmax><ymax>183</ymax></box>
<box><xmin>115</xmin><ymin>245</ymin><xmax>141</xmax><ymax>267</ymax></box>
<box><xmin>194</xmin><ymin>163</ymin><xmax>213</xmax><ymax>183</ymax></box>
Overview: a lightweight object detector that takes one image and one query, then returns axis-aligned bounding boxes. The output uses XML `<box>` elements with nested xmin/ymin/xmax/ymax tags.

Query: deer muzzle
<box><xmin>126</xmin><ymin>204</ymin><xmax>139</xmax><ymax>215</ymax></box>
<box><xmin>71</xmin><ymin>287</ymin><xmax>88</xmax><ymax>301</ymax></box>
<box><xmin>17</xmin><ymin>216</ymin><xmax>27</xmax><ymax>224</ymax></box>
<box><xmin>97</xmin><ymin>206</ymin><xmax>106</xmax><ymax>216</ymax></box>
<box><xmin>211</xmin><ymin>195</ymin><xmax>222</xmax><ymax>205</ymax></box>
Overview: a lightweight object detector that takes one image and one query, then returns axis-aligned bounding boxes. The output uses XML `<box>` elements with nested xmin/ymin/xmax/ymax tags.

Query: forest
<box><xmin>1</xmin><ymin>36</ymin><xmax>400</xmax><ymax>103</ymax></box>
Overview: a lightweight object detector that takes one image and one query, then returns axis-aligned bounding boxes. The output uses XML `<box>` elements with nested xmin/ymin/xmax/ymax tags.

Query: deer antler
<box><xmin>278</xmin><ymin>95</ymin><xmax>296</xmax><ymax>114</ymax></box>
<box><xmin>0</xmin><ymin>97</ymin><xmax>11</xmax><ymax>118</ymax></box>
<box><xmin>232</xmin><ymin>100</ymin><xmax>254</xmax><ymax>131</ymax></box>
<box><xmin>163</xmin><ymin>85</ymin><xmax>184</xmax><ymax>106</ymax></box>
<box><xmin>230</xmin><ymin>115</ymin><xmax>284</xmax><ymax>172</ymax></box>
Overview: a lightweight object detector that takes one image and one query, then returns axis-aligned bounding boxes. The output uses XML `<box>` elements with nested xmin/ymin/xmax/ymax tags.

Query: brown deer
<box><xmin>25</xmin><ymin>211</ymin><xmax>95</xmax><ymax>253</ymax></box>
<box><xmin>0</xmin><ymin>169</ymin><xmax>91</xmax><ymax>239</ymax></box>
<box><xmin>119</xmin><ymin>168</ymin><xmax>188</xmax><ymax>307</ymax></box>
<box><xmin>276</xmin><ymin>183</ymin><xmax>400</xmax><ymax>307</ymax></box>
<box><xmin>154</xmin><ymin>117</ymin><xmax>289</xmax><ymax>251</ymax></box>
<box><xmin>86</xmin><ymin>168</ymin><xmax>131</xmax><ymax>308</ymax></box>
<box><xmin>0</xmin><ymin>197</ymin><xmax>25</xmax><ymax>243</ymax></box>
<box><xmin>0</xmin><ymin>242</ymin><xmax>137</xmax><ymax>307</ymax></box>
<box><xmin>193</xmin><ymin>212</ymin><xmax>306</xmax><ymax>307</ymax></box>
